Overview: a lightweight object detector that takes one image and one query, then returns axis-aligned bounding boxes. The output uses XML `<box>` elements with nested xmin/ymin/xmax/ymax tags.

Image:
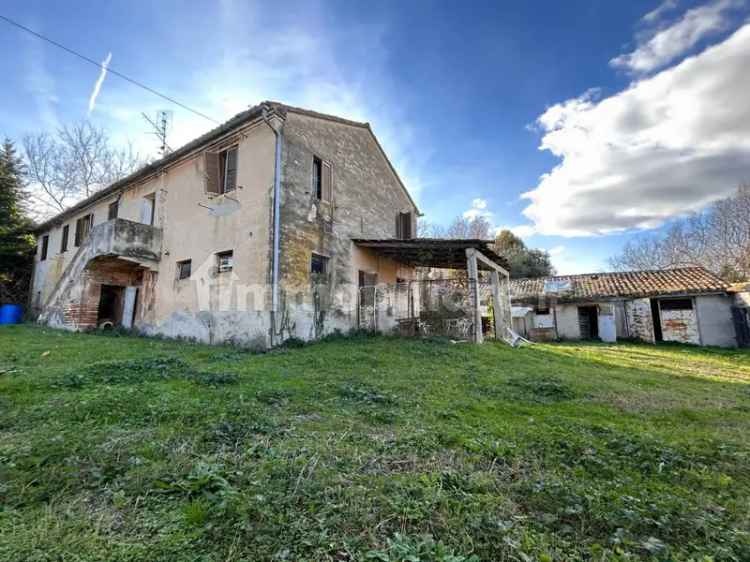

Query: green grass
<box><xmin>1</xmin><ymin>325</ymin><xmax>749</xmax><ymax>561</ymax></box>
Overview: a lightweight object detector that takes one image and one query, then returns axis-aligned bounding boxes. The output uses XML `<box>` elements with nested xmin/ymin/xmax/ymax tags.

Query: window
<box><xmin>60</xmin><ymin>225</ymin><xmax>69</xmax><ymax>253</ymax></box>
<box><xmin>220</xmin><ymin>146</ymin><xmax>238</xmax><ymax>193</ymax></box>
<box><xmin>176</xmin><ymin>259</ymin><xmax>192</xmax><ymax>280</ymax></box>
<box><xmin>141</xmin><ymin>195</ymin><xmax>155</xmax><ymax>226</ymax></box>
<box><xmin>108</xmin><ymin>200</ymin><xmax>119</xmax><ymax>220</ymax></box>
<box><xmin>659</xmin><ymin>298</ymin><xmax>693</xmax><ymax>311</ymax></box>
<box><xmin>396</xmin><ymin>212</ymin><xmax>413</xmax><ymax>239</ymax></box>
<box><xmin>205</xmin><ymin>147</ymin><xmax>238</xmax><ymax>195</ymax></box>
<box><xmin>311</xmin><ymin>253</ymin><xmax>329</xmax><ymax>278</ymax></box>
<box><xmin>535</xmin><ymin>305</ymin><xmax>550</xmax><ymax>315</ymax></box>
<box><xmin>40</xmin><ymin>235</ymin><xmax>49</xmax><ymax>261</ymax></box>
<box><xmin>74</xmin><ymin>214</ymin><xmax>93</xmax><ymax>247</ymax></box>
<box><xmin>312</xmin><ymin>156</ymin><xmax>331</xmax><ymax>201</ymax></box>
<box><xmin>216</xmin><ymin>250</ymin><xmax>233</xmax><ymax>273</ymax></box>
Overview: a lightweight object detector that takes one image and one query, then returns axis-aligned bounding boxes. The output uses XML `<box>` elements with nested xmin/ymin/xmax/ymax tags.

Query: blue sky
<box><xmin>2</xmin><ymin>0</ymin><xmax>749</xmax><ymax>273</ymax></box>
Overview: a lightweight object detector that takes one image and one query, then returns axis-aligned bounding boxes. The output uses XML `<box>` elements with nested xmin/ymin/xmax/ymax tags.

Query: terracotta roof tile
<box><xmin>511</xmin><ymin>267</ymin><xmax>729</xmax><ymax>303</ymax></box>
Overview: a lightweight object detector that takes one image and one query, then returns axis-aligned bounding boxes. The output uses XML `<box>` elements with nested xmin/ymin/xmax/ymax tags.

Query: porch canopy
<box><xmin>352</xmin><ymin>238</ymin><xmax>511</xmax><ymax>344</ymax></box>
<box><xmin>351</xmin><ymin>238</ymin><xmax>509</xmax><ymax>271</ymax></box>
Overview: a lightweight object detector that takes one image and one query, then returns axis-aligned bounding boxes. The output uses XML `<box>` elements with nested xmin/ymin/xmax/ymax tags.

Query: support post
<box><xmin>490</xmin><ymin>270</ymin><xmax>502</xmax><ymax>340</ymax></box>
<box><xmin>466</xmin><ymin>248</ymin><xmax>483</xmax><ymax>344</ymax></box>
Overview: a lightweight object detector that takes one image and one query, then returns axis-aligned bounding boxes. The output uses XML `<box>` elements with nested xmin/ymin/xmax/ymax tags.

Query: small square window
<box><xmin>176</xmin><ymin>259</ymin><xmax>192</xmax><ymax>280</ymax></box>
<box><xmin>311</xmin><ymin>253</ymin><xmax>328</xmax><ymax>278</ymax></box>
<box><xmin>535</xmin><ymin>306</ymin><xmax>550</xmax><ymax>315</ymax></box>
<box><xmin>216</xmin><ymin>250</ymin><xmax>233</xmax><ymax>273</ymax></box>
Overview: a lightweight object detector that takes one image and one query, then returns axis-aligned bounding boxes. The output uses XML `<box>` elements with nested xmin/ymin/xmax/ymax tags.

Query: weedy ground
<box><xmin>1</xmin><ymin>325</ymin><xmax>749</xmax><ymax>561</ymax></box>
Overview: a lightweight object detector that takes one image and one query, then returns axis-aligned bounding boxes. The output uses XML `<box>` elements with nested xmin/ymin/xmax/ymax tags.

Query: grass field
<box><xmin>1</xmin><ymin>325</ymin><xmax>749</xmax><ymax>561</ymax></box>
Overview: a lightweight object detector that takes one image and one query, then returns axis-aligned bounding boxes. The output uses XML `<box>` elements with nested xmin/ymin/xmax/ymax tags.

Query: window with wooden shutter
<box><xmin>312</xmin><ymin>156</ymin><xmax>332</xmax><ymax>202</ymax></box>
<box><xmin>396</xmin><ymin>212</ymin><xmax>412</xmax><ymax>239</ymax></box>
<box><xmin>221</xmin><ymin>146</ymin><xmax>238</xmax><ymax>193</ymax></box>
<box><xmin>204</xmin><ymin>151</ymin><xmax>221</xmax><ymax>195</ymax></box>
<box><xmin>313</xmin><ymin>156</ymin><xmax>322</xmax><ymax>199</ymax></box>
<box><xmin>60</xmin><ymin>225</ymin><xmax>69</xmax><ymax>253</ymax></box>
<box><xmin>108</xmin><ymin>200</ymin><xmax>119</xmax><ymax>220</ymax></box>
<box><xmin>40</xmin><ymin>235</ymin><xmax>49</xmax><ymax>261</ymax></box>
<box><xmin>321</xmin><ymin>161</ymin><xmax>332</xmax><ymax>202</ymax></box>
<box><xmin>75</xmin><ymin>214</ymin><xmax>93</xmax><ymax>247</ymax></box>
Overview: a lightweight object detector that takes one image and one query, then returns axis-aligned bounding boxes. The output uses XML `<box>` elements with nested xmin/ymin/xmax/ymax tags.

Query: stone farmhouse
<box><xmin>30</xmin><ymin>101</ymin><xmax>508</xmax><ymax>347</ymax></box>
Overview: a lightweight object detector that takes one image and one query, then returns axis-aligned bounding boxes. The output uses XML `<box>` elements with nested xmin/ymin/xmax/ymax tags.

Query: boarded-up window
<box><xmin>312</xmin><ymin>156</ymin><xmax>332</xmax><ymax>202</ymax></box>
<box><xmin>396</xmin><ymin>212</ymin><xmax>413</xmax><ymax>240</ymax></box>
<box><xmin>108</xmin><ymin>200</ymin><xmax>119</xmax><ymax>220</ymax></box>
<box><xmin>40</xmin><ymin>235</ymin><xmax>49</xmax><ymax>261</ymax></box>
<box><xmin>74</xmin><ymin>214</ymin><xmax>93</xmax><ymax>247</ymax></box>
<box><xmin>60</xmin><ymin>225</ymin><xmax>69</xmax><ymax>253</ymax></box>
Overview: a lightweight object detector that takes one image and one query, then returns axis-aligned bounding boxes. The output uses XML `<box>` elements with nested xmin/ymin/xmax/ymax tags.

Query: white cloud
<box><xmin>611</xmin><ymin>0</ymin><xmax>740</xmax><ymax>73</ymax></box>
<box><xmin>523</xmin><ymin>23</ymin><xmax>750</xmax><ymax>237</ymax></box>
<box><xmin>495</xmin><ymin>224</ymin><xmax>537</xmax><ymax>239</ymax></box>
<box><xmin>88</xmin><ymin>52</ymin><xmax>112</xmax><ymax>115</ymax></box>
<box><xmin>547</xmin><ymin>245</ymin><xmax>565</xmax><ymax>256</ymax></box>
<box><xmin>643</xmin><ymin>0</ymin><xmax>679</xmax><ymax>24</ymax></box>
<box><xmin>463</xmin><ymin>198</ymin><xmax>491</xmax><ymax>219</ymax></box>
<box><xmin>95</xmin><ymin>4</ymin><xmax>428</xmax><ymax>204</ymax></box>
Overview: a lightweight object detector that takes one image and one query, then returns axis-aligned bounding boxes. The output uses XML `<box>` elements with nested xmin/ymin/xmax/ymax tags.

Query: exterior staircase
<box><xmin>39</xmin><ymin>219</ymin><xmax>162</xmax><ymax>327</ymax></box>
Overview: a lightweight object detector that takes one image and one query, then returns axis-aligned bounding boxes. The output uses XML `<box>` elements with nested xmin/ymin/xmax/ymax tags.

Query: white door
<box><xmin>598</xmin><ymin>304</ymin><xmax>617</xmax><ymax>342</ymax></box>
<box><xmin>121</xmin><ymin>287</ymin><xmax>138</xmax><ymax>328</ymax></box>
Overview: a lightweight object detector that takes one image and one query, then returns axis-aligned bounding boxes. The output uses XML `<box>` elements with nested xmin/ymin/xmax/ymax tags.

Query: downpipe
<box><xmin>263</xmin><ymin>106</ymin><xmax>283</xmax><ymax>346</ymax></box>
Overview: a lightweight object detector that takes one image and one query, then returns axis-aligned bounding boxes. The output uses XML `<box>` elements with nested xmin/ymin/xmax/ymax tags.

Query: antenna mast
<box><xmin>142</xmin><ymin>110</ymin><xmax>173</xmax><ymax>156</ymax></box>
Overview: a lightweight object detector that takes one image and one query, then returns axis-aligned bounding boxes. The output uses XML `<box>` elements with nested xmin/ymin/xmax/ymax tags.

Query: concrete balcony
<box><xmin>88</xmin><ymin>218</ymin><xmax>162</xmax><ymax>268</ymax></box>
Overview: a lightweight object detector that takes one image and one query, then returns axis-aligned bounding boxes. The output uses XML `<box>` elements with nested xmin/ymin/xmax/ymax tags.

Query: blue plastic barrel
<box><xmin>0</xmin><ymin>304</ymin><xmax>23</xmax><ymax>325</ymax></box>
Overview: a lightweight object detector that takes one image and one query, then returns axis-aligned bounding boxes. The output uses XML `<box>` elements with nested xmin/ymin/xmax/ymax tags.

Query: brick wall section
<box><xmin>62</xmin><ymin>260</ymin><xmax>144</xmax><ymax>330</ymax></box>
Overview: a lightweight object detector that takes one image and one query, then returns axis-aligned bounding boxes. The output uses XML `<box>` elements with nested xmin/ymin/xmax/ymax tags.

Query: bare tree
<box><xmin>417</xmin><ymin>218</ymin><xmax>446</xmax><ymax>238</ymax></box>
<box><xmin>23</xmin><ymin>122</ymin><xmax>146</xmax><ymax>220</ymax></box>
<box><xmin>445</xmin><ymin>215</ymin><xmax>493</xmax><ymax>239</ymax></box>
<box><xmin>609</xmin><ymin>185</ymin><xmax>750</xmax><ymax>281</ymax></box>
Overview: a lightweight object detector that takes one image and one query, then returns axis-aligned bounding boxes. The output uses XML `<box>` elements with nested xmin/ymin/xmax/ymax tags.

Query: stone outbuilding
<box><xmin>510</xmin><ymin>267</ymin><xmax>745</xmax><ymax>347</ymax></box>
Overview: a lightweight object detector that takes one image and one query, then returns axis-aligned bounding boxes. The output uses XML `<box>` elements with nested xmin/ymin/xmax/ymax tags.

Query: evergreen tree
<box><xmin>494</xmin><ymin>230</ymin><xmax>555</xmax><ymax>279</ymax></box>
<box><xmin>0</xmin><ymin>139</ymin><xmax>35</xmax><ymax>305</ymax></box>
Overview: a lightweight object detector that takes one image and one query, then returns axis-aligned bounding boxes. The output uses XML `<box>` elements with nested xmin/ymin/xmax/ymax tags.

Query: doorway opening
<box><xmin>578</xmin><ymin>305</ymin><xmax>599</xmax><ymax>339</ymax></box>
<box><xmin>98</xmin><ymin>285</ymin><xmax>125</xmax><ymax>328</ymax></box>
<box><xmin>650</xmin><ymin>298</ymin><xmax>663</xmax><ymax>342</ymax></box>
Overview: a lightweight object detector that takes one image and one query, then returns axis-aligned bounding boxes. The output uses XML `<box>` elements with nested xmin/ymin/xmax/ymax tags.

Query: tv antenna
<box><xmin>142</xmin><ymin>110</ymin><xmax>173</xmax><ymax>156</ymax></box>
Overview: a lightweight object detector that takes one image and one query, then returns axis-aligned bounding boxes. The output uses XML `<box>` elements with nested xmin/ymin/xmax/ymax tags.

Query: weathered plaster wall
<box><xmin>695</xmin><ymin>294</ymin><xmax>737</xmax><ymax>347</ymax></box>
<box><xmin>555</xmin><ymin>304</ymin><xmax>581</xmax><ymax>339</ymax></box>
<box><xmin>625</xmin><ymin>298</ymin><xmax>655</xmax><ymax>342</ymax></box>
<box><xmin>34</xmin><ymin>110</ymin><xmax>419</xmax><ymax>346</ymax></box>
<box><xmin>276</xmin><ymin>112</ymin><xmax>417</xmax><ymax>341</ymax></box>
<box><xmin>659</xmin><ymin>306</ymin><xmax>700</xmax><ymax>345</ymax></box>
<box><xmin>34</xmin><ymin>121</ymin><xmax>278</xmax><ymax>345</ymax></box>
